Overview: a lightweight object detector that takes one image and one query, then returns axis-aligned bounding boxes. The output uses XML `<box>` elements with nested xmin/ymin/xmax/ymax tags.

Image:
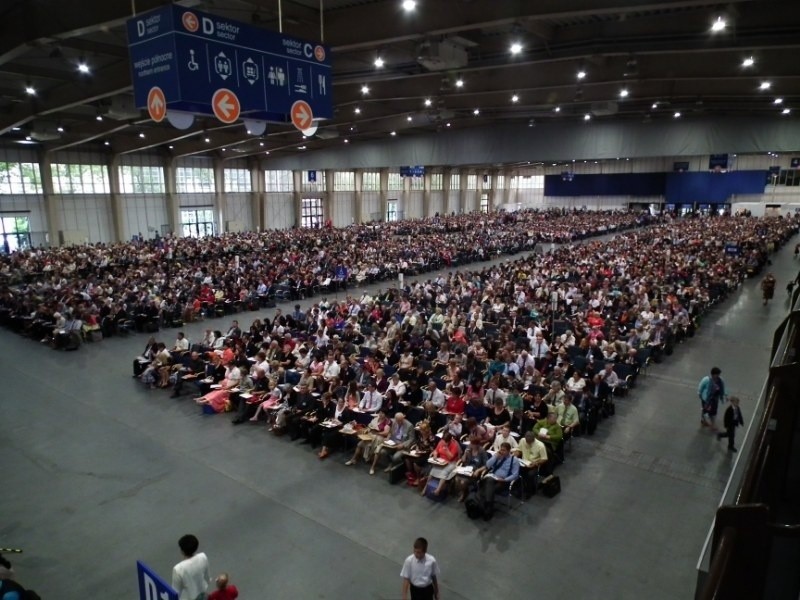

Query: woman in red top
<box><xmin>420</xmin><ymin>431</ymin><xmax>462</xmax><ymax>496</ymax></box>
<box><xmin>444</xmin><ymin>392</ymin><xmax>466</xmax><ymax>415</ymax></box>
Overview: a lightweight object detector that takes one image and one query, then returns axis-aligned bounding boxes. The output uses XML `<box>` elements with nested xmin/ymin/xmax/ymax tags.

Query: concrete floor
<box><xmin>1</xmin><ymin>235</ymin><xmax>798</xmax><ymax>600</ymax></box>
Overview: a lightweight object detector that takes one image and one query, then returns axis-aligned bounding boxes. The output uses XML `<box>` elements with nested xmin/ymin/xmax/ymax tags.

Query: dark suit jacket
<box><xmin>723</xmin><ymin>405</ymin><xmax>744</xmax><ymax>429</ymax></box>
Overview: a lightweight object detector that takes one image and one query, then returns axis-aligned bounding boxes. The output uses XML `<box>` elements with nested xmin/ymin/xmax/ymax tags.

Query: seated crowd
<box><xmin>121</xmin><ymin>211</ymin><xmax>796</xmax><ymax>520</ymax></box>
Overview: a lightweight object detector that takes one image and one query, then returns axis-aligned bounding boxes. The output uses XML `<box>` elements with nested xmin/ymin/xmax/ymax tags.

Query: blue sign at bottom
<box><xmin>137</xmin><ymin>561</ymin><xmax>178</xmax><ymax>600</ymax></box>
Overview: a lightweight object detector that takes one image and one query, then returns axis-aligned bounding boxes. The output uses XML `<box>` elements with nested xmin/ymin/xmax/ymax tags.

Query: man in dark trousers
<box><xmin>718</xmin><ymin>396</ymin><xmax>744</xmax><ymax>452</ymax></box>
<box><xmin>400</xmin><ymin>537</ymin><xmax>440</xmax><ymax>600</ymax></box>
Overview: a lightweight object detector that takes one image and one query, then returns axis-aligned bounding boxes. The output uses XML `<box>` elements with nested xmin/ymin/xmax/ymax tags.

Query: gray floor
<box><xmin>2</xmin><ymin>235</ymin><xmax>798</xmax><ymax>600</ymax></box>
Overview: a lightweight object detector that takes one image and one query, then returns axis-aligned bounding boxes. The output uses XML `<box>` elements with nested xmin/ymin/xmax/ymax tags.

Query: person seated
<box><xmin>505</xmin><ymin>383</ymin><xmax>524</xmax><ymax>431</ymax></box>
<box><xmin>141</xmin><ymin>343</ymin><xmax>171</xmax><ymax>389</ymax></box>
<box><xmin>491</xmin><ymin>425</ymin><xmax>519</xmax><ymax>452</ymax></box>
<box><xmin>370</xmin><ymin>412</ymin><xmax>415</xmax><ymax>476</ymax></box>
<box><xmin>170</xmin><ymin>350</ymin><xmax>205</xmax><ymax>398</ymax></box>
<box><xmin>285</xmin><ymin>382</ymin><xmax>318</xmax><ymax>440</ymax></box>
<box><xmin>543</xmin><ymin>380</ymin><xmax>566</xmax><ymax>407</ymax></box>
<box><xmin>455</xmin><ymin>437</ymin><xmax>490</xmax><ymax>502</ymax></box>
<box><xmin>404</xmin><ymin>421</ymin><xmax>437</xmax><ymax>486</ymax></box>
<box><xmin>534</xmin><ymin>410</ymin><xmax>565</xmax><ymax>462</ymax></box>
<box><xmin>358</xmin><ymin>380</ymin><xmax>383</xmax><ymax>413</ymax></box>
<box><xmin>133</xmin><ymin>336</ymin><xmax>158</xmax><ymax>377</ymax></box>
<box><xmin>317</xmin><ymin>397</ymin><xmax>357</xmax><ymax>459</ymax></box>
<box><xmin>443</xmin><ymin>389</ymin><xmax>466</xmax><ymax>415</ymax></box>
<box><xmin>557</xmin><ymin>394</ymin><xmax>581</xmax><ymax>439</ymax></box>
<box><xmin>418</xmin><ymin>430</ymin><xmax>461</xmax><ymax>496</ymax></box>
<box><xmin>474</xmin><ymin>442</ymin><xmax>520</xmax><ymax>520</ymax></box>
<box><xmin>486</xmin><ymin>397</ymin><xmax>511</xmax><ymax>430</ymax></box>
<box><xmin>464</xmin><ymin>396</ymin><xmax>488</xmax><ymax>423</ymax></box>
<box><xmin>171</xmin><ymin>331</ymin><xmax>190</xmax><ymax>355</ymax></box>
<box><xmin>598</xmin><ymin>362</ymin><xmax>620</xmax><ymax>394</ymax></box>
<box><xmin>301</xmin><ymin>392</ymin><xmax>336</xmax><ymax>445</ymax></box>
<box><xmin>423</xmin><ymin>380</ymin><xmax>446</xmax><ymax>409</ymax></box>
<box><xmin>464</xmin><ymin>417</ymin><xmax>491</xmax><ymax>446</ymax></box>
<box><xmin>195</xmin><ymin>361</ymin><xmax>242</xmax><ymax>412</ymax></box>
<box><xmin>231</xmin><ymin>367</ymin><xmax>270</xmax><ymax>423</ymax></box>
<box><xmin>444</xmin><ymin>413</ymin><xmax>464</xmax><ymax>438</ymax></box>
<box><xmin>514</xmin><ymin>431</ymin><xmax>549</xmax><ymax>480</ymax></box>
<box><xmin>345</xmin><ymin>409</ymin><xmax>391</xmax><ymax>466</ymax></box>
<box><xmin>565</xmin><ymin>370</ymin><xmax>586</xmax><ymax>395</ymax></box>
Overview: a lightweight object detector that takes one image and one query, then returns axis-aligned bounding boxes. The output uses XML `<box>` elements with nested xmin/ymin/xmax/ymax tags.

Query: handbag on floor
<box><xmin>540</xmin><ymin>475</ymin><xmax>561</xmax><ymax>498</ymax></box>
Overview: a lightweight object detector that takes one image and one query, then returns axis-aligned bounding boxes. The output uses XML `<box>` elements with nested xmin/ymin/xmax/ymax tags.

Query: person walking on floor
<box><xmin>698</xmin><ymin>367</ymin><xmax>726</xmax><ymax>431</ymax></box>
<box><xmin>208</xmin><ymin>573</ymin><xmax>238</xmax><ymax>600</ymax></box>
<box><xmin>761</xmin><ymin>272</ymin><xmax>776</xmax><ymax>306</ymax></box>
<box><xmin>400</xmin><ymin>537</ymin><xmax>440</xmax><ymax>600</ymax></box>
<box><xmin>717</xmin><ymin>396</ymin><xmax>744</xmax><ymax>453</ymax></box>
<box><xmin>172</xmin><ymin>534</ymin><xmax>211</xmax><ymax>600</ymax></box>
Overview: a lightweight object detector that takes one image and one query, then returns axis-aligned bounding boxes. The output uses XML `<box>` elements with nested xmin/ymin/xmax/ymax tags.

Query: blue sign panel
<box><xmin>791</xmin><ymin>157</ymin><xmax>800</xmax><ymax>169</ymax></box>
<box><xmin>137</xmin><ymin>561</ymin><xmax>178</xmax><ymax>600</ymax></box>
<box><xmin>400</xmin><ymin>166</ymin><xmax>425</xmax><ymax>177</ymax></box>
<box><xmin>308</xmin><ymin>170</ymin><xmax>317</xmax><ymax>182</ymax></box>
<box><xmin>724</xmin><ymin>243</ymin><xmax>741</xmax><ymax>256</ymax></box>
<box><xmin>127</xmin><ymin>5</ymin><xmax>332</xmax><ymax>121</ymax></box>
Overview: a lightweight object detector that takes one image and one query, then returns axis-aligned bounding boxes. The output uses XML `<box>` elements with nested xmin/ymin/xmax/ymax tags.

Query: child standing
<box><xmin>208</xmin><ymin>573</ymin><xmax>239</xmax><ymax>600</ymax></box>
<box><xmin>718</xmin><ymin>396</ymin><xmax>744</xmax><ymax>452</ymax></box>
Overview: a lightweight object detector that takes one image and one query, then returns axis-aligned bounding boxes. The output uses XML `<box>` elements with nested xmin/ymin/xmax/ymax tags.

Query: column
<box><xmin>248</xmin><ymin>157</ymin><xmax>264</xmax><ymax>231</ymax></box>
<box><xmin>293</xmin><ymin>170</ymin><xmax>303</xmax><ymax>227</ymax></box>
<box><xmin>502</xmin><ymin>168</ymin><xmax>513</xmax><ymax>208</ymax></box>
<box><xmin>354</xmin><ymin>169</ymin><xmax>364</xmax><ymax>224</ymax></box>
<box><xmin>458</xmin><ymin>170</ymin><xmax>467</xmax><ymax>214</ymax></box>
<box><xmin>213</xmin><ymin>158</ymin><xmax>227</xmax><ymax>233</ymax></box>
<box><xmin>37</xmin><ymin>150</ymin><xmax>60</xmax><ymax>247</ymax></box>
<box><xmin>488</xmin><ymin>169</ymin><xmax>499</xmax><ymax>211</ymax></box>
<box><xmin>442</xmin><ymin>168</ymin><xmax>451</xmax><ymax>215</ymax></box>
<box><xmin>379</xmin><ymin>168</ymin><xmax>389</xmax><ymax>222</ymax></box>
<box><xmin>422</xmin><ymin>170</ymin><xmax>431</xmax><ymax>218</ymax></box>
<box><xmin>162</xmin><ymin>155</ymin><xmax>180</xmax><ymax>236</ymax></box>
<box><xmin>476</xmin><ymin>170</ymin><xmax>485</xmax><ymax>213</ymax></box>
<box><xmin>402</xmin><ymin>173</ymin><xmax>411</xmax><ymax>220</ymax></box>
<box><xmin>107</xmin><ymin>155</ymin><xmax>125</xmax><ymax>242</ymax></box>
<box><xmin>324</xmin><ymin>169</ymin><xmax>334</xmax><ymax>225</ymax></box>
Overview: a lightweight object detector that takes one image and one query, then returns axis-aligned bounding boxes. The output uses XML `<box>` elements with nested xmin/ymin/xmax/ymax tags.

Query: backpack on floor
<box><xmin>465</xmin><ymin>490</ymin><xmax>484</xmax><ymax>519</ymax></box>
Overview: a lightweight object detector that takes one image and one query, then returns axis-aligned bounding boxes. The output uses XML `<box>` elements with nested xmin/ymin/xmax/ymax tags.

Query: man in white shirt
<box><xmin>400</xmin><ymin>537</ymin><xmax>440</xmax><ymax>600</ymax></box>
<box><xmin>173</xmin><ymin>332</ymin><xmax>190</xmax><ymax>353</ymax></box>
<box><xmin>172</xmin><ymin>534</ymin><xmax>210</xmax><ymax>600</ymax></box>
<box><xmin>530</xmin><ymin>333</ymin><xmax>550</xmax><ymax>359</ymax></box>
<box><xmin>322</xmin><ymin>354</ymin><xmax>340</xmax><ymax>381</ymax></box>
<box><xmin>492</xmin><ymin>425</ymin><xmax>519</xmax><ymax>452</ymax></box>
<box><xmin>359</xmin><ymin>381</ymin><xmax>383</xmax><ymax>412</ymax></box>
<box><xmin>424</xmin><ymin>380</ymin><xmax>446</xmax><ymax>408</ymax></box>
<box><xmin>387</xmin><ymin>373</ymin><xmax>407</xmax><ymax>398</ymax></box>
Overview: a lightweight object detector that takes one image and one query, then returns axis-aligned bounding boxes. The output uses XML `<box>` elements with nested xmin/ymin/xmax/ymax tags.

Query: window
<box><xmin>181</xmin><ymin>209</ymin><xmax>215</xmax><ymax>238</ymax></box>
<box><xmin>119</xmin><ymin>165</ymin><xmax>165</xmax><ymax>194</ymax></box>
<box><xmin>0</xmin><ymin>216</ymin><xmax>31</xmax><ymax>253</ymax></box>
<box><xmin>265</xmin><ymin>170</ymin><xmax>294</xmax><ymax>192</ymax></box>
<box><xmin>495</xmin><ymin>175</ymin><xmax>505</xmax><ymax>190</ymax></box>
<box><xmin>0</xmin><ymin>162</ymin><xmax>42</xmax><ymax>194</ymax></box>
<box><xmin>51</xmin><ymin>163</ymin><xmax>110</xmax><ymax>194</ymax></box>
<box><xmin>466</xmin><ymin>174</ymin><xmax>478</xmax><ymax>189</ymax></box>
<box><xmin>431</xmin><ymin>173</ymin><xmax>443</xmax><ymax>190</ymax></box>
<box><xmin>302</xmin><ymin>170</ymin><xmax>325</xmax><ymax>192</ymax></box>
<box><xmin>363</xmin><ymin>172</ymin><xmax>380</xmax><ymax>191</ymax></box>
<box><xmin>387</xmin><ymin>172</ymin><xmax>403</xmax><ymax>191</ymax></box>
<box><xmin>176</xmin><ymin>167</ymin><xmax>215</xmax><ymax>193</ymax></box>
<box><xmin>483</xmin><ymin>175</ymin><xmax>491</xmax><ymax>188</ymax></box>
<box><xmin>387</xmin><ymin>200</ymin><xmax>398</xmax><ymax>222</ymax></box>
<box><xmin>334</xmin><ymin>171</ymin><xmax>355</xmax><ymax>191</ymax></box>
<box><xmin>511</xmin><ymin>175</ymin><xmax>545</xmax><ymax>189</ymax></box>
<box><xmin>480</xmin><ymin>193</ymin><xmax>489</xmax><ymax>214</ymax></box>
<box><xmin>409</xmin><ymin>176</ymin><xmax>424</xmax><ymax>191</ymax></box>
<box><xmin>450</xmin><ymin>173</ymin><xmax>460</xmax><ymax>189</ymax></box>
<box><xmin>224</xmin><ymin>168</ymin><xmax>251</xmax><ymax>192</ymax></box>
<box><xmin>301</xmin><ymin>198</ymin><xmax>323</xmax><ymax>228</ymax></box>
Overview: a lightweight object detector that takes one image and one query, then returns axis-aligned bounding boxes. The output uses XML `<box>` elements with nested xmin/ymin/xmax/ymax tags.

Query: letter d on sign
<box><xmin>202</xmin><ymin>17</ymin><xmax>214</xmax><ymax>34</ymax></box>
<box><xmin>142</xmin><ymin>573</ymin><xmax>158</xmax><ymax>600</ymax></box>
<box><xmin>137</xmin><ymin>20</ymin><xmax>145</xmax><ymax>37</ymax></box>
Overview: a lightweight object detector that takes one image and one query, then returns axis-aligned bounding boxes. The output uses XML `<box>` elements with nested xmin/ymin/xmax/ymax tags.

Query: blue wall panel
<box><xmin>664</xmin><ymin>171</ymin><xmax>767</xmax><ymax>204</ymax></box>
<box><xmin>544</xmin><ymin>173</ymin><xmax>665</xmax><ymax>196</ymax></box>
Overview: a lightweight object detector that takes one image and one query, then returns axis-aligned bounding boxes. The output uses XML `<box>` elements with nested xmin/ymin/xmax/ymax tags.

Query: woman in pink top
<box><xmin>420</xmin><ymin>431</ymin><xmax>461</xmax><ymax>496</ymax></box>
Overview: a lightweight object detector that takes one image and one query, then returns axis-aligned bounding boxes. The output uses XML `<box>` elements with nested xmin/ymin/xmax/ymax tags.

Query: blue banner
<box><xmin>127</xmin><ymin>5</ymin><xmax>332</xmax><ymax>121</ymax></box>
<box><xmin>137</xmin><ymin>561</ymin><xmax>178</xmax><ymax>600</ymax></box>
<box><xmin>400</xmin><ymin>166</ymin><xmax>425</xmax><ymax>177</ymax></box>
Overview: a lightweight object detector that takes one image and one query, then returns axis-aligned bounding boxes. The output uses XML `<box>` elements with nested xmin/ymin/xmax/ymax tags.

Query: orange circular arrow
<box><xmin>291</xmin><ymin>100</ymin><xmax>313</xmax><ymax>132</ymax></box>
<box><xmin>147</xmin><ymin>87</ymin><xmax>166</xmax><ymax>123</ymax></box>
<box><xmin>212</xmin><ymin>89</ymin><xmax>241</xmax><ymax>124</ymax></box>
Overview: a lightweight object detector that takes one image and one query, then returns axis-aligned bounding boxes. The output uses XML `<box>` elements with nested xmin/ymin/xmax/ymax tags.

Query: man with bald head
<box><xmin>372</xmin><ymin>412</ymin><xmax>416</xmax><ymax>475</ymax></box>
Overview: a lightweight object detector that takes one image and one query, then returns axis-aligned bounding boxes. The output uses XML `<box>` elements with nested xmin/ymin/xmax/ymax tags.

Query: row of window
<box><xmin>1</xmin><ymin>162</ymin><xmax>550</xmax><ymax>196</ymax></box>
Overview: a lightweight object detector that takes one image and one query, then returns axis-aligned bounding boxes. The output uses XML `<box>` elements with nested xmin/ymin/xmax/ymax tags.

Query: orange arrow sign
<box><xmin>147</xmin><ymin>87</ymin><xmax>166</xmax><ymax>123</ymax></box>
<box><xmin>291</xmin><ymin>100</ymin><xmax>313</xmax><ymax>132</ymax></box>
<box><xmin>212</xmin><ymin>88</ymin><xmax>240</xmax><ymax>124</ymax></box>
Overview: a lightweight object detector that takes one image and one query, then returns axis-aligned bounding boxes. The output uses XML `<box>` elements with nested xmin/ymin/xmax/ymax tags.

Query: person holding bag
<box><xmin>698</xmin><ymin>367</ymin><xmax>726</xmax><ymax>432</ymax></box>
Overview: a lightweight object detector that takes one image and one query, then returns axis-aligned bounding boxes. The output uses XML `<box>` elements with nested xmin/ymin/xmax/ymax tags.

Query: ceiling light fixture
<box><xmin>742</xmin><ymin>56</ymin><xmax>754</xmax><ymax>68</ymax></box>
<box><xmin>24</xmin><ymin>86</ymin><xmax>35</xmax><ymax>96</ymax></box>
<box><xmin>774</xmin><ymin>98</ymin><xmax>784</xmax><ymax>104</ymax></box>
<box><xmin>56</xmin><ymin>126</ymin><xmax>64</xmax><ymax>133</ymax></box>
<box><xmin>424</xmin><ymin>98</ymin><xmax>432</xmax><ymax>106</ymax></box>
<box><xmin>104</xmin><ymin>141</ymin><xmax>110</xmax><ymax>146</ymax></box>
<box><xmin>473</xmin><ymin>108</ymin><xmax>480</xmax><ymax>115</ymax></box>
<box><xmin>96</xmin><ymin>115</ymin><xmax>103</xmax><ymax>121</ymax></box>
<box><xmin>259</xmin><ymin>142</ymin><xmax>264</xmax><ymax>146</ymax></box>
<box><xmin>576</xmin><ymin>70</ymin><xmax>586</xmax><ymax>80</ymax></box>
<box><xmin>354</xmin><ymin>107</ymin><xmax>361</xmax><ymax>114</ymax></box>
<box><xmin>759</xmin><ymin>81</ymin><xmax>771</xmax><ymax>90</ymax></box>
<box><xmin>390</xmin><ymin>131</ymin><xmax>396</xmax><ymax>136</ymax></box>
<box><xmin>401</xmin><ymin>0</ymin><xmax>416</xmax><ymax>11</ymax></box>
<box><xmin>651</xmin><ymin>102</ymin><xmax>658</xmax><ymax>109</ymax></box>
<box><xmin>455</xmin><ymin>78</ymin><xmax>464</xmax><ymax>88</ymax></box>
<box><xmin>583</xmin><ymin>113</ymin><xmax>591</xmax><ymax>121</ymax></box>
<box><xmin>77</xmin><ymin>63</ymin><xmax>90</xmax><ymax>74</ymax></box>
<box><xmin>168</xmin><ymin>145</ymin><xmax>173</xmax><ymax>149</ymax></box>
<box><xmin>407</xmin><ymin>115</ymin><xmax>412</xmax><ymax>121</ymax></box>
<box><xmin>619</xmin><ymin>89</ymin><xmax>629</xmax><ymax>98</ymax></box>
<box><xmin>204</xmin><ymin>137</ymin><xmax>210</xmax><ymax>143</ymax></box>
<box><xmin>299</xmin><ymin>145</ymin><xmax>307</xmax><ymax>150</ymax></box>
<box><xmin>138</xmin><ymin>132</ymin><xmax>145</xmax><ymax>138</ymax></box>
<box><xmin>374</xmin><ymin>56</ymin><xmax>384</xmax><ymax>68</ymax></box>
<box><xmin>554</xmin><ymin>106</ymin><xmax>560</xmax><ymax>113</ymax></box>
<box><xmin>711</xmin><ymin>16</ymin><xmax>726</xmax><ymax>32</ymax></box>
<box><xmin>265</xmin><ymin>151</ymin><xmax>270</xmax><ymax>155</ymax></box>
<box><xmin>344</xmin><ymin>138</ymin><xmax>349</xmax><ymax>143</ymax></box>
<box><xmin>510</xmin><ymin>42</ymin><xmax>522</xmax><ymax>55</ymax></box>
<box><xmin>673</xmin><ymin>111</ymin><xmax>681</xmax><ymax>118</ymax></box>
<box><xmin>446</xmin><ymin>122</ymin><xmax>451</xmax><ymax>127</ymax></box>
<box><xmin>782</xmin><ymin>108</ymin><xmax>791</xmax><ymax>115</ymax></box>
<box><xmin>511</xmin><ymin>94</ymin><xmax>519</xmax><ymax>103</ymax></box>
<box><xmin>361</xmin><ymin>84</ymin><xmax>369</xmax><ymax>94</ymax></box>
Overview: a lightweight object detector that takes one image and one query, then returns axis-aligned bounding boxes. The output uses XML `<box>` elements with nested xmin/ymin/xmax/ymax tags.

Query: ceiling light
<box><xmin>77</xmin><ymin>63</ymin><xmax>90</xmax><ymax>74</ymax></box>
<box><xmin>473</xmin><ymin>108</ymin><xmax>480</xmax><ymax>115</ymax></box>
<box><xmin>25</xmin><ymin>136</ymin><xmax>31</xmax><ymax>141</ymax></box>
<box><xmin>221</xmin><ymin>148</ymin><xmax>226</xmax><ymax>152</ymax></box>
<box><xmin>782</xmin><ymin>108</ymin><xmax>791</xmax><ymax>115</ymax></box>
<box><xmin>104</xmin><ymin>141</ymin><xmax>110</xmax><ymax>146</ymax></box>
<box><xmin>344</xmin><ymin>138</ymin><xmax>349</xmax><ymax>143</ymax></box>
<box><xmin>424</xmin><ymin>98</ymin><xmax>432</xmax><ymax>106</ymax></box>
<box><xmin>259</xmin><ymin>142</ymin><xmax>264</xmax><ymax>146</ymax></box>
<box><xmin>138</xmin><ymin>132</ymin><xmax>145</xmax><ymax>138</ymax></box>
<box><xmin>742</xmin><ymin>56</ymin><xmax>754</xmax><ymax>68</ymax></box>
<box><xmin>299</xmin><ymin>145</ymin><xmax>307</xmax><ymax>150</ymax></box>
<box><xmin>583</xmin><ymin>113</ymin><xmax>591</xmax><ymax>121</ymax></box>
<box><xmin>390</xmin><ymin>131</ymin><xmax>396</xmax><ymax>136</ymax></box>
<box><xmin>401</xmin><ymin>0</ymin><xmax>416</xmax><ymax>11</ymax></box>
<box><xmin>774</xmin><ymin>98</ymin><xmax>783</xmax><ymax>104</ymax></box>
<box><xmin>619</xmin><ymin>89</ymin><xmax>629</xmax><ymax>98</ymax></box>
<box><xmin>554</xmin><ymin>106</ymin><xmax>561</xmax><ymax>113</ymax></box>
<box><xmin>759</xmin><ymin>81</ymin><xmax>771</xmax><ymax>90</ymax></box>
<box><xmin>455</xmin><ymin>78</ymin><xmax>464</xmax><ymax>88</ymax></box>
<box><xmin>56</xmin><ymin>126</ymin><xmax>64</xmax><ymax>132</ymax></box>
<box><xmin>446</xmin><ymin>122</ymin><xmax>451</xmax><ymax>127</ymax></box>
<box><xmin>96</xmin><ymin>115</ymin><xmax>103</xmax><ymax>121</ymax></box>
<box><xmin>246</xmin><ymin>129</ymin><xmax>252</xmax><ymax>135</ymax></box>
<box><xmin>374</xmin><ymin>56</ymin><xmax>384</xmax><ymax>68</ymax></box>
<box><xmin>511</xmin><ymin>94</ymin><xmax>519</xmax><ymax>103</ymax></box>
<box><xmin>407</xmin><ymin>115</ymin><xmax>412</xmax><ymax>121</ymax></box>
<box><xmin>24</xmin><ymin>86</ymin><xmax>35</xmax><ymax>96</ymax></box>
<box><xmin>204</xmin><ymin>137</ymin><xmax>210</xmax><ymax>143</ymax></box>
<box><xmin>350</xmin><ymin>126</ymin><xmax>355</xmax><ymax>131</ymax></box>
<box><xmin>361</xmin><ymin>85</ymin><xmax>369</xmax><ymax>95</ymax></box>
<box><xmin>510</xmin><ymin>42</ymin><xmax>522</xmax><ymax>55</ymax></box>
<box><xmin>11</xmin><ymin>127</ymin><xmax>20</xmax><ymax>131</ymax></box>
<box><xmin>354</xmin><ymin>107</ymin><xmax>361</xmax><ymax>114</ymax></box>
<box><xmin>673</xmin><ymin>111</ymin><xmax>681</xmax><ymax>118</ymax></box>
<box><xmin>651</xmin><ymin>102</ymin><xmax>658</xmax><ymax>109</ymax></box>
<box><xmin>711</xmin><ymin>16</ymin><xmax>726</xmax><ymax>32</ymax></box>
<box><xmin>265</xmin><ymin>151</ymin><xmax>270</xmax><ymax>155</ymax></box>
<box><xmin>577</xmin><ymin>70</ymin><xmax>586</xmax><ymax>80</ymax></box>
<box><xmin>168</xmin><ymin>145</ymin><xmax>173</xmax><ymax>149</ymax></box>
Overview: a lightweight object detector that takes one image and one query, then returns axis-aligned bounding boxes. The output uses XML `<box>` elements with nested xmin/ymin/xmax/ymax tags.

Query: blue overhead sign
<box><xmin>400</xmin><ymin>166</ymin><xmax>425</xmax><ymax>177</ymax></box>
<box><xmin>127</xmin><ymin>5</ymin><xmax>332</xmax><ymax>122</ymax></box>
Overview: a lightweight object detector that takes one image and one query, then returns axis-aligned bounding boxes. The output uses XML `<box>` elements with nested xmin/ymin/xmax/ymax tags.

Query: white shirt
<box><xmin>323</xmin><ymin>360</ymin><xmax>340</xmax><ymax>380</ymax></box>
<box><xmin>400</xmin><ymin>552</ymin><xmax>440</xmax><ymax>587</ymax></box>
<box><xmin>360</xmin><ymin>390</ymin><xmax>383</xmax><ymax>412</ymax></box>
<box><xmin>172</xmin><ymin>552</ymin><xmax>210</xmax><ymax>600</ymax></box>
<box><xmin>174</xmin><ymin>337</ymin><xmax>189</xmax><ymax>351</ymax></box>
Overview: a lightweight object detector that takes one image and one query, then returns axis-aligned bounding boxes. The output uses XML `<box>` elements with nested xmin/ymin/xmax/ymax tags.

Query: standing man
<box><xmin>172</xmin><ymin>534</ymin><xmax>210</xmax><ymax>600</ymax></box>
<box><xmin>718</xmin><ymin>396</ymin><xmax>745</xmax><ymax>452</ymax></box>
<box><xmin>400</xmin><ymin>537</ymin><xmax>440</xmax><ymax>600</ymax></box>
<box><xmin>698</xmin><ymin>367</ymin><xmax>726</xmax><ymax>431</ymax></box>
